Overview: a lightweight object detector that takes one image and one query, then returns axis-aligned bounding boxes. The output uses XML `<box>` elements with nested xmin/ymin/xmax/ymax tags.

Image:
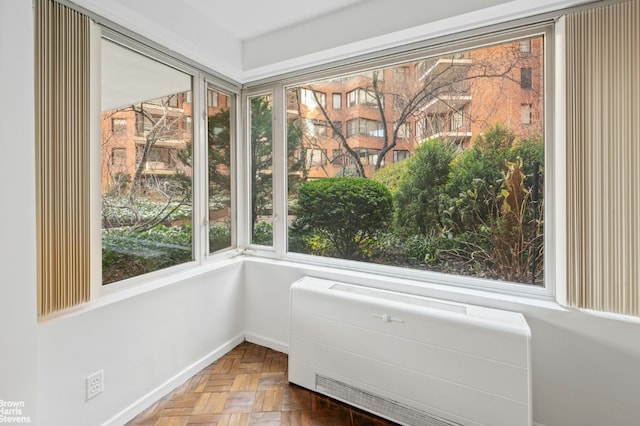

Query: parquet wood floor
<box><xmin>127</xmin><ymin>341</ymin><xmax>398</xmax><ymax>426</ymax></box>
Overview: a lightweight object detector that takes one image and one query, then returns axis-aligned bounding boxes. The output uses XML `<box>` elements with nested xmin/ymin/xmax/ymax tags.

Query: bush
<box><xmin>292</xmin><ymin>177</ymin><xmax>393</xmax><ymax>260</ymax></box>
<box><xmin>102</xmin><ymin>224</ymin><xmax>192</xmax><ymax>284</ymax></box>
<box><xmin>252</xmin><ymin>221</ymin><xmax>273</xmax><ymax>246</ymax></box>
<box><xmin>370</xmin><ymin>160</ymin><xmax>408</xmax><ymax>194</ymax></box>
<box><xmin>394</xmin><ymin>139</ymin><xmax>455</xmax><ymax>235</ymax></box>
<box><xmin>390</xmin><ymin>124</ymin><xmax>544</xmax><ymax>283</ymax></box>
<box><xmin>209</xmin><ymin>223</ymin><xmax>232</xmax><ymax>252</ymax></box>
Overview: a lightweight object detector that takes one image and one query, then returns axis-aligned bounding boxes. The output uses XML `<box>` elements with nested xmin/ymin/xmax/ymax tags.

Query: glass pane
<box><xmin>287</xmin><ymin>36</ymin><xmax>545</xmax><ymax>286</ymax></box>
<box><xmin>101</xmin><ymin>40</ymin><xmax>193</xmax><ymax>284</ymax></box>
<box><xmin>207</xmin><ymin>88</ymin><xmax>233</xmax><ymax>253</ymax></box>
<box><xmin>250</xmin><ymin>95</ymin><xmax>274</xmax><ymax>246</ymax></box>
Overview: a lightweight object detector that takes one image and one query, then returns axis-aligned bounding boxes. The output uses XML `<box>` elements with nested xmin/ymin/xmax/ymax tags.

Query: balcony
<box><xmin>417</xmin><ymin>52</ymin><xmax>472</xmax><ymax>81</ymax></box>
<box><xmin>422</xmin><ymin>94</ymin><xmax>472</xmax><ymax>114</ymax></box>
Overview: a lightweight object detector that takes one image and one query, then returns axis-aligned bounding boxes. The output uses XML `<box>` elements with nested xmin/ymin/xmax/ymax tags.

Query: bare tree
<box><xmin>294</xmin><ymin>41</ymin><xmax>538</xmax><ymax>177</ymax></box>
<box><xmin>101</xmin><ymin>93</ymin><xmax>192</xmax><ymax>232</ymax></box>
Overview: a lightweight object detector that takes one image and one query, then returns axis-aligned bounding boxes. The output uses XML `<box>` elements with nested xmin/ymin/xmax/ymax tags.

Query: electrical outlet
<box><xmin>86</xmin><ymin>370</ymin><xmax>104</xmax><ymax>400</ymax></box>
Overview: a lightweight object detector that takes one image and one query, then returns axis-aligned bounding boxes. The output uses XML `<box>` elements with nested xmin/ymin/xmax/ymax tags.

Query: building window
<box><xmin>300</xmin><ymin>88</ymin><xmax>326</xmax><ymax>109</ymax></box>
<box><xmin>521</xmin><ymin>103</ymin><xmax>533</xmax><ymax>124</ymax></box>
<box><xmin>306</xmin><ymin>148</ymin><xmax>328</xmax><ymax>167</ymax></box>
<box><xmin>359</xmin><ymin>148</ymin><xmax>381</xmax><ymax>165</ymax></box>
<box><xmin>393</xmin><ymin>66</ymin><xmax>410</xmax><ymax>82</ymax></box>
<box><xmin>347</xmin><ymin>88</ymin><xmax>379</xmax><ymax>108</ymax></box>
<box><xmin>519</xmin><ymin>39</ymin><xmax>532</xmax><ymax>53</ymax></box>
<box><xmin>167</xmin><ymin>94</ymin><xmax>179</xmax><ymax>108</ymax></box>
<box><xmin>286</xmin><ymin>33</ymin><xmax>546</xmax><ymax>287</ymax></box>
<box><xmin>393</xmin><ymin>150</ymin><xmax>410</xmax><ymax>162</ymax></box>
<box><xmin>208</xmin><ymin>89</ymin><xmax>219</xmax><ymax>107</ymax></box>
<box><xmin>111</xmin><ymin>118</ymin><xmax>127</xmax><ymax>135</ymax></box>
<box><xmin>332</xmin><ymin>93</ymin><xmax>342</xmax><ymax>109</ymax></box>
<box><xmin>330</xmin><ymin>121</ymin><xmax>343</xmax><ymax>137</ymax></box>
<box><xmin>521</xmin><ymin>67</ymin><xmax>532</xmax><ymax>89</ymax></box>
<box><xmin>395</xmin><ymin>122</ymin><xmax>411</xmax><ymax>139</ymax></box>
<box><xmin>111</xmin><ymin>147</ymin><xmax>127</xmax><ymax>166</ymax></box>
<box><xmin>346</xmin><ymin>118</ymin><xmax>384</xmax><ymax>138</ymax></box>
<box><xmin>304</xmin><ymin>119</ymin><xmax>328</xmax><ymax>138</ymax></box>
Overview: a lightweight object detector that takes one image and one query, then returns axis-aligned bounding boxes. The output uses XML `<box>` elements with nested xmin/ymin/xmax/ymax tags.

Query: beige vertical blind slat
<box><xmin>35</xmin><ymin>0</ymin><xmax>90</xmax><ymax>317</ymax></box>
<box><xmin>566</xmin><ymin>0</ymin><xmax>640</xmax><ymax>316</ymax></box>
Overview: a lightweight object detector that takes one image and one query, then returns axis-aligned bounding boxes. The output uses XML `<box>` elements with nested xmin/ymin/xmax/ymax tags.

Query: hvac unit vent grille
<box><xmin>315</xmin><ymin>375</ymin><xmax>461</xmax><ymax>426</ymax></box>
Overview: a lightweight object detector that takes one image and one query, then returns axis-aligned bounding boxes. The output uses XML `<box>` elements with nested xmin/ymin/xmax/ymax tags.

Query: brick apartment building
<box><xmin>100</xmin><ymin>88</ymin><xmax>228</xmax><ymax>194</ymax></box>
<box><xmin>100</xmin><ymin>36</ymin><xmax>542</xmax><ymax>188</ymax></box>
<box><xmin>289</xmin><ymin>36</ymin><xmax>544</xmax><ymax>179</ymax></box>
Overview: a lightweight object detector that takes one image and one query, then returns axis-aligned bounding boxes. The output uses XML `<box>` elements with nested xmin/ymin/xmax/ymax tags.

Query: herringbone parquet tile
<box><xmin>127</xmin><ymin>342</ymin><xmax>397</xmax><ymax>426</ymax></box>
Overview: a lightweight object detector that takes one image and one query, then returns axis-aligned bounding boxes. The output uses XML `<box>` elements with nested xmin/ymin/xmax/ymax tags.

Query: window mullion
<box><xmin>192</xmin><ymin>74</ymin><xmax>206</xmax><ymax>263</ymax></box>
<box><xmin>273</xmin><ymin>84</ymin><xmax>287</xmax><ymax>258</ymax></box>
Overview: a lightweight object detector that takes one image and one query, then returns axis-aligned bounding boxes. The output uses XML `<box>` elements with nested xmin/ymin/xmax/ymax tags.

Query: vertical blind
<box><xmin>35</xmin><ymin>0</ymin><xmax>91</xmax><ymax>316</ymax></box>
<box><xmin>566</xmin><ymin>0</ymin><xmax>640</xmax><ymax>316</ymax></box>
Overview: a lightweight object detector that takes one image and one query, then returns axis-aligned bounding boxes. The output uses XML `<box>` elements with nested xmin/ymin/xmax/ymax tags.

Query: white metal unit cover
<box><xmin>288</xmin><ymin>277</ymin><xmax>532</xmax><ymax>426</ymax></box>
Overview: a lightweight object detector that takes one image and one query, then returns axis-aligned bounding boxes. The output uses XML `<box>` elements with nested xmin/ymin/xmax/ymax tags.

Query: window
<box><xmin>249</xmin><ymin>94</ymin><xmax>274</xmax><ymax>246</ymax></box>
<box><xmin>521</xmin><ymin>67</ymin><xmax>532</xmax><ymax>89</ymax></box>
<box><xmin>393</xmin><ymin>66</ymin><xmax>410</xmax><ymax>82</ymax></box>
<box><xmin>521</xmin><ymin>103</ymin><xmax>533</xmax><ymax>124</ymax></box>
<box><xmin>332</xmin><ymin>93</ymin><xmax>342</xmax><ymax>109</ymax></box>
<box><xmin>208</xmin><ymin>89</ymin><xmax>219</xmax><ymax>107</ymax></box>
<box><xmin>519</xmin><ymin>39</ymin><xmax>532</xmax><ymax>53</ymax></box>
<box><xmin>306</xmin><ymin>148</ymin><xmax>327</xmax><ymax>166</ymax></box>
<box><xmin>300</xmin><ymin>88</ymin><xmax>326</xmax><ymax>109</ymax></box>
<box><xmin>111</xmin><ymin>147</ymin><xmax>127</xmax><ymax>166</ymax></box>
<box><xmin>393</xmin><ymin>150</ymin><xmax>410</xmax><ymax>162</ymax></box>
<box><xmin>101</xmin><ymin>39</ymin><xmax>193</xmax><ymax>285</ymax></box>
<box><xmin>331</xmin><ymin>121</ymin><xmax>343</xmax><ymax>137</ymax></box>
<box><xmin>360</xmin><ymin>148</ymin><xmax>381</xmax><ymax>165</ymax></box>
<box><xmin>287</xmin><ymin>34</ymin><xmax>545</xmax><ymax>287</ymax></box>
<box><xmin>347</xmin><ymin>88</ymin><xmax>379</xmax><ymax>108</ymax></box>
<box><xmin>303</xmin><ymin>119</ymin><xmax>328</xmax><ymax>138</ymax></box>
<box><xmin>111</xmin><ymin>118</ymin><xmax>127</xmax><ymax>135</ymax></box>
<box><xmin>35</xmin><ymin>1</ymin><xmax>237</xmax><ymax>311</ymax></box>
<box><xmin>346</xmin><ymin>118</ymin><xmax>384</xmax><ymax>138</ymax></box>
<box><xmin>207</xmin><ymin>87</ymin><xmax>233</xmax><ymax>253</ymax></box>
<box><xmin>395</xmin><ymin>122</ymin><xmax>411</xmax><ymax>139</ymax></box>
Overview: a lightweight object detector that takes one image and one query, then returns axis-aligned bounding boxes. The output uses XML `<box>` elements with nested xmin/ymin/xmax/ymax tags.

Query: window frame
<box><xmin>250</xmin><ymin>24</ymin><xmax>555</xmax><ymax>300</ymax></box>
<box><xmin>521</xmin><ymin>67</ymin><xmax>533</xmax><ymax>89</ymax></box>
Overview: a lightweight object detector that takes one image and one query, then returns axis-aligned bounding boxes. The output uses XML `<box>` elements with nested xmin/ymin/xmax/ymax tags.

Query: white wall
<box><xmin>37</xmin><ymin>261</ymin><xmax>244</xmax><ymax>426</ymax></box>
<box><xmin>0</xmin><ymin>0</ymin><xmax>38</xmax><ymax>423</ymax></box>
<box><xmin>243</xmin><ymin>258</ymin><xmax>640</xmax><ymax>426</ymax></box>
<box><xmin>0</xmin><ymin>4</ymin><xmax>245</xmax><ymax>426</ymax></box>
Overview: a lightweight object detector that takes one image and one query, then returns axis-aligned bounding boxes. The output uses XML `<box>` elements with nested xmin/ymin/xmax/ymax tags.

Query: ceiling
<box><xmin>71</xmin><ymin>0</ymin><xmax>596</xmax><ymax>83</ymax></box>
<box><xmin>180</xmin><ymin>0</ymin><xmax>369</xmax><ymax>40</ymax></box>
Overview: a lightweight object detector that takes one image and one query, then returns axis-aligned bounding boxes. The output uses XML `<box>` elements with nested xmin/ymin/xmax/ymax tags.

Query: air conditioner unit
<box><xmin>289</xmin><ymin>277</ymin><xmax>531</xmax><ymax>426</ymax></box>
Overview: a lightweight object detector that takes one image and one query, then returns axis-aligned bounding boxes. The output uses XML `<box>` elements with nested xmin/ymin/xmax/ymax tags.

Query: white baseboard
<box><xmin>244</xmin><ymin>332</ymin><xmax>288</xmax><ymax>354</ymax></box>
<box><xmin>104</xmin><ymin>333</ymin><xmax>244</xmax><ymax>426</ymax></box>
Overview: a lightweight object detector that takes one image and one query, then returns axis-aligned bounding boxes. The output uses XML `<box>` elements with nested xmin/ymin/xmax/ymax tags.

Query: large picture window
<box><xmin>286</xmin><ymin>35</ymin><xmax>545</xmax><ymax>286</ymax></box>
